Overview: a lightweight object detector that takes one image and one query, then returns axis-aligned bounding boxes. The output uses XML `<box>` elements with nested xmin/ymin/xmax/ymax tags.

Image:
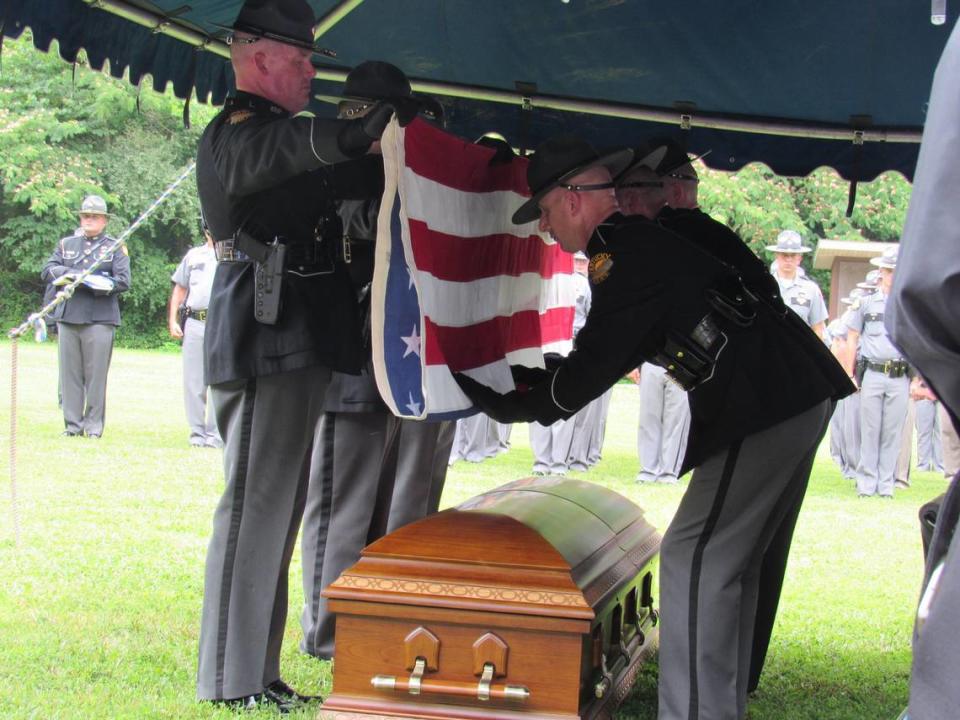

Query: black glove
<box><xmin>454</xmin><ymin>373</ymin><xmax>565</xmax><ymax>425</ymax></box>
<box><xmin>337</xmin><ymin>98</ymin><xmax>421</xmax><ymax>157</ymax></box>
<box><xmin>509</xmin><ymin>354</ymin><xmax>562</xmax><ymax>390</ymax></box>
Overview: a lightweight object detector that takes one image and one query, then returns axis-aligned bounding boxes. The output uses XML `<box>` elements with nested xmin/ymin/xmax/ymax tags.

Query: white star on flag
<box><xmin>405</xmin><ymin>392</ymin><xmax>422</xmax><ymax>416</ymax></box>
<box><xmin>400</xmin><ymin>324</ymin><xmax>421</xmax><ymax>358</ymax></box>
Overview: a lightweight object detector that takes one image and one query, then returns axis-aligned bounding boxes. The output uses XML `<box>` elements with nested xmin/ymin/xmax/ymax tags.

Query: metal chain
<box><xmin>8</xmin><ymin>338</ymin><xmax>22</xmax><ymax>551</ymax></box>
<box><xmin>7</xmin><ymin>160</ymin><xmax>197</xmax><ymax>340</ymax></box>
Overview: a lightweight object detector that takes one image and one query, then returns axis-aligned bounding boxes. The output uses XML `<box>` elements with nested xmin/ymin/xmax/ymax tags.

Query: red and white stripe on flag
<box><xmin>371</xmin><ymin>118</ymin><xmax>576</xmax><ymax>420</ymax></box>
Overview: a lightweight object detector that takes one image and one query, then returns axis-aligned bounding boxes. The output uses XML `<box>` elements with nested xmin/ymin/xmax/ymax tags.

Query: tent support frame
<box><xmin>82</xmin><ymin>0</ymin><xmax>922</xmax><ymax>145</ymax></box>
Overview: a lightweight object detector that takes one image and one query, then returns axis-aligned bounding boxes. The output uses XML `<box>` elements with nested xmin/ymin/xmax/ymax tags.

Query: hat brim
<box><xmin>212</xmin><ymin>21</ymin><xmax>323</xmax><ymax>53</ymax></box>
<box><xmin>764</xmin><ymin>245</ymin><xmax>812</xmax><ymax>253</ymax></box>
<box><xmin>512</xmin><ymin>147</ymin><xmax>635</xmax><ymax>225</ymax></box>
<box><xmin>869</xmin><ymin>256</ymin><xmax>896</xmax><ymax>268</ymax></box>
<box><xmin>314</xmin><ymin>92</ymin><xmax>442</xmax><ymax>119</ymax></box>
<box><xmin>77</xmin><ymin>210</ymin><xmax>110</xmax><ymax>217</ymax></box>
<box><xmin>616</xmin><ymin>145</ymin><xmax>669</xmax><ymax>180</ymax></box>
<box><xmin>658</xmin><ymin>148</ymin><xmax>712</xmax><ymax>177</ymax></box>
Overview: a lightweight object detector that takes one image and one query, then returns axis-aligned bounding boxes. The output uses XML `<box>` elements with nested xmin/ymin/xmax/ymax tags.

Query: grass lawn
<box><xmin>0</xmin><ymin>340</ymin><xmax>941</xmax><ymax>719</ymax></box>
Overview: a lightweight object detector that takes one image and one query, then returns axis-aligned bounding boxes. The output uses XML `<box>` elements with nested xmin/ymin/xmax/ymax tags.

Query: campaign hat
<box><xmin>766</xmin><ymin>229</ymin><xmax>812</xmax><ymax>254</ymax></box>
<box><xmin>621</xmin><ymin>137</ymin><xmax>711</xmax><ymax>179</ymax></box>
<box><xmin>220</xmin><ymin>0</ymin><xmax>320</xmax><ymax>53</ymax></box>
<box><xmin>315</xmin><ymin>60</ymin><xmax>443</xmax><ymax>122</ymax></box>
<box><xmin>78</xmin><ymin>195</ymin><xmax>110</xmax><ymax>216</ymax></box>
<box><xmin>869</xmin><ymin>246</ymin><xmax>898</xmax><ymax>269</ymax></box>
<box><xmin>512</xmin><ymin>136</ymin><xmax>634</xmax><ymax>225</ymax></box>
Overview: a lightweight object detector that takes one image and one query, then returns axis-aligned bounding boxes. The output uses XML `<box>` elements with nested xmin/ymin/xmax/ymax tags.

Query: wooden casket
<box><xmin>320</xmin><ymin>477</ymin><xmax>661</xmax><ymax>720</ymax></box>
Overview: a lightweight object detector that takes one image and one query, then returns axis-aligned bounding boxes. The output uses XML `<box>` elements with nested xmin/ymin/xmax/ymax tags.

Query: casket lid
<box><xmin>325</xmin><ymin>477</ymin><xmax>659</xmax><ymax>620</ymax></box>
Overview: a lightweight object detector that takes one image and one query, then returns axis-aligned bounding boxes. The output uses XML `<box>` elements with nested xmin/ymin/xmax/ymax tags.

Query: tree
<box><xmin>0</xmin><ymin>31</ymin><xmax>215</xmax><ymax>345</ymax></box>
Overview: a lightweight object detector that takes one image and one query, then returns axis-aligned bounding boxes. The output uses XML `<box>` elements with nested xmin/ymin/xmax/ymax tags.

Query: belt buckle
<box><xmin>882</xmin><ymin>360</ymin><xmax>892</xmax><ymax>374</ymax></box>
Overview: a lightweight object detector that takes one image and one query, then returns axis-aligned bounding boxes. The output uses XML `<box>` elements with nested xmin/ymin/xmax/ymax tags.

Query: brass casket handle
<box><xmin>371</xmin><ymin>660</ymin><xmax>530</xmax><ymax>703</ymax></box>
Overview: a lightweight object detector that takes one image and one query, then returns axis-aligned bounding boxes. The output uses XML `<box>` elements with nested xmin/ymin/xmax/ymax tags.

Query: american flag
<box><xmin>371</xmin><ymin>118</ymin><xmax>576</xmax><ymax>420</ymax></box>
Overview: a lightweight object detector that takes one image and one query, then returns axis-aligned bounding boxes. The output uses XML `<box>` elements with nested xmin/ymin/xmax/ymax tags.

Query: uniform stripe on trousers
<box><xmin>215</xmin><ymin>378</ymin><xmax>257</xmax><ymax>698</ymax></box>
<box><xmin>687</xmin><ymin>440</ymin><xmax>742</xmax><ymax>720</ymax></box>
<box><xmin>305</xmin><ymin>412</ymin><xmax>336</xmax><ymax>655</ymax></box>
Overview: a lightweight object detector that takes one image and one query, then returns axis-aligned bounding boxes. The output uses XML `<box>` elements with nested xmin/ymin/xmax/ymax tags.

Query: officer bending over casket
<box><xmin>456</xmin><ymin>135</ymin><xmax>853</xmax><ymax>720</ymax></box>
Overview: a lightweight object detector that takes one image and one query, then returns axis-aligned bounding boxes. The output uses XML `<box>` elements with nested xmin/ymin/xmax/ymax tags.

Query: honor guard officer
<box><xmin>845</xmin><ymin>246</ymin><xmax>911</xmax><ymax>498</ymax></box>
<box><xmin>456</xmin><ymin>136</ymin><xmax>853</xmax><ymax>720</ymax></box>
<box><xmin>168</xmin><ymin>218</ymin><xmax>221</xmax><ymax>448</ymax></box>
<box><xmin>300</xmin><ymin>61</ymin><xmax>455</xmax><ymax>661</ymax></box>
<box><xmin>767</xmin><ymin>230</ymin><xmax>828</xmax><ymax>338</ymax></box>
<box><xmin>194</xmin><ymin>0</ymin><xmax>417</xmax><ymax>710</ymax></box>
<box><xmin>41</xmin><ymin>194</ymin><xmax>130</xmax><ymax>438</ymax></box>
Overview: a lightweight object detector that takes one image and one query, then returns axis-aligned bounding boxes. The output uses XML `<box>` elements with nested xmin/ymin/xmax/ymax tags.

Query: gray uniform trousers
<box><xmin>529</xmin><ymin>419</ymin><xmax>576</xmax><ymax>474</ymax></box>
<box><xmin>197</xmin><ymin>365</ymin><xmax>331</xmax><ymax>700</ymax></box>
<box><xmin>842</xmin><ymin>392</ymin><xmax>862</xmax><ymax>479</ymax></box>
<box><xmin>451</xmin><ymin>414</ymin><xmax>504</xmax><ymax>462</ymax></box>
<box><xmin>941</xmin><ymin>404</ymin><xmax>960</xmax><ymax>478</ymax></box>
<box><xmin>856</xmin><ymin>369</ymin><xmax>910</xmax><ymax>496</ymax></box>
<box><xmin>587</xmin><ymin>388</ymin><xmax>613</xmax><ymax>465</ymax></box>
<box><xmin>896</xmin><ymin>398</ymin><xmax>916</xmax><ymax>486</ymax></box>
<box><xmin>637</xmin><ymin>364</ymin><xmax>691</xmax><ymax>483</ymax></box>
<box><xmin>828</xmin><ymin>398</ymin><xmax>846</xmax><ymax>472</ymax></box>
<box><xmin>657</xmin><ymin>399</ymin><xmax>832</xmax><ymax>720</ymax></box>
<box><xmin>916</xmin><ymin>398</ymin><xmax>944</xmax><ymax>471</ymax></box>
<box><xmin>57</xmin><ymin>322</ymin><xmax>114</xmax><ymax>436</ymax></box>
<box><xmin>385</xmin><ymin>420</ymin><xmax>455</xmax><ymax>533</ymax></box>
<box><xmin>182</xmin><ymin>318</ymin><xmax>219</xmax><ymax>446</ymax></box>
<box><xmin>300</xmin><ymin>414</ymin><xmax>454</xmax><ymax>658</ymax></box>
<box><xmin>567</xmin><ymin>387</ymin><xmax>613</xmax><ymax>469</ymax></box>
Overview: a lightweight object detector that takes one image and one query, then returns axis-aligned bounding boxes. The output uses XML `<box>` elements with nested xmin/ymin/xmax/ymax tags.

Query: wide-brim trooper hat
<box><xmin>315</xmin><ymin>60</ymin><xmax>443</xmax><ymax>122</ymax></box>
<box><xmin>78</xmin><ymin>194</ymin><xmax>110</xmax><ymax>216</ymax></box>
<box><xmin>840</xmin><ymin>287</ymin><xmax>867</xmax><ymax>305</ymax></box>
<box><xmin>869</xmin><ymin>246</ymin><xmax>898</xmax><ymax>269</ymax></box>
<box><xmin>857</xmin><ymin>269</ymin><xmax>881</xmax><ymax>289</ymax></box>
<box><xmin>766</xmin><ymin>229</ymin><xmax>812</xmax><ymax>254</ymax></box>
<box><xmin>512</xmin><ymin>136</ymin><xmax>636</xmax><ymax>225</ymax></box>
<box><xmin>620</xmin><ymin>136</ymin><xmax>711</xmax><ymax>179</ymax></box>
<box><xmin>216</xmin><ymin>0</ymin><xmax>325</xmax><ymax>54</ymax></box>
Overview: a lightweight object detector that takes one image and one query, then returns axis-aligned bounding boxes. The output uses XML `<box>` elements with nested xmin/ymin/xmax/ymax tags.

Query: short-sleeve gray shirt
<box><xmin>844</xmin><ymin>290</ymin><xmax>903</xmax><ymax>361</ymax></box>
<box><xmin>171</xmin><ymin>244</ymin><xmax>217</xmax><ymax>311</ymax></box>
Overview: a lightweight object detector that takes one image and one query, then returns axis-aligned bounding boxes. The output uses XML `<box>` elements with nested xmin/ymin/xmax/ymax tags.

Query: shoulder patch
<box><xmin>121</xmin><ymin>244</ymin><xmax>129</xmax><ymax>256</ymax></box>
<box><xmin>588</xmin><ymin>252</ymin><xmax>614</xmax><ymax>285</ymax></box>
<box><xmin>228</xmin><ymin>110</ymin><xmax>254</xmax><ymax>125</ymax></box>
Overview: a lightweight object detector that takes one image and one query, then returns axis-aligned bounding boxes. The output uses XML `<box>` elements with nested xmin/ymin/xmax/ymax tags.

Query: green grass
<box><xmin>0</xmin><ymin>340</ymin><xmax>941</xmax><ymax>719</ymax></box>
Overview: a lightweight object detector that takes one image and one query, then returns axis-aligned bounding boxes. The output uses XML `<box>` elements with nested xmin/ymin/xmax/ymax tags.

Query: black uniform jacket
<box><xmin>41</xmin><ymin>232</ymin><xmax>130</xmax><ymax>326</ymax></box>
<box><xmin>196</xmin><ymin>91</ymin><xmax>364</xmax><ymax>385</ymax></box>
<box><xmin>323</xmin><ymin>156</ymin><xmax>390</xmax><ymax>414</ymax></box>
<box><xmin>550</xmin><ymin>211</ymin><xmax>853</xmax><ymax>473</ymax></box>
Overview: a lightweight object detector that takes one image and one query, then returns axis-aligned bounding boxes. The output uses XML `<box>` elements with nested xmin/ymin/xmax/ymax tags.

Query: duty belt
<box><xmin>214</xmin><ymin>235</ymin><xmax>342</xmax><ymax>273</ymax></box>
<box><xmin>186</xmin><ymin>308</ymin><xmax>208</xmax><ymax>322</ymax></box>
<box><xmin>864</xmin><ymin>359</ymin><xmax>908</xmax><ymax>377</ymax></box>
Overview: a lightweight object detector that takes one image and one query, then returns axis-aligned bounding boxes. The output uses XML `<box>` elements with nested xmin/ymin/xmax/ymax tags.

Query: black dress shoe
<box><xmin>61</xmin><ymin>430</ymin><xmax>81</xmax><ymax>437</ymax></box>
<box><xmin>211</xmin><ymin>691</ymin><xmax>297</xmax><ymax>713</ymax></box>
<box><xmin>266</xmin><ymin>678</ymin><xmax>322</xmax><ymax>704</ymax></box>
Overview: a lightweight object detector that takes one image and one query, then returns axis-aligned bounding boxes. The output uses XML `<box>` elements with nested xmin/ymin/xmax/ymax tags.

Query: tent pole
<box><xmin>314</xmin><ymin>0</ymin><xmax>366</xmax><ymax>39</ymax></box>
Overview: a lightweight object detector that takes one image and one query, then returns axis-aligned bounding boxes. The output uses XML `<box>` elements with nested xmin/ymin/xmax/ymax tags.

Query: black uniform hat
<box><xmin>221</xmin><ymin>0</ymin><xmax>319</xmax><ymax>53</ymax></box>
<box><xmin>316</xmin><ymin>60</ymin><xmax>443</xmax><ymax>122</ymax></box>
<box><xmin>512</xmin><ymin>136</ymin><xmax>634</xmax><ymax>225</ymax></box>
<box><xmin>622</xmin><ymin>137</ymin><xmax>711</xmax><ymax>178</ymax></box>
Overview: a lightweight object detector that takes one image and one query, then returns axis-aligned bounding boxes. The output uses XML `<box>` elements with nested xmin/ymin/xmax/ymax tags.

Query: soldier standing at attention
<box><xmin>193</xmin><ymin>0</ymin><xmax>413</xmax><ymax>710</ymax></box>
<box><xmin>767</xmin><ymin>230</ymin><xmax>828</xmax><ymax>339</ymax></box>
<box><xmin>845</xmin><ymin>247</ymin><xmax>910</xmax><ymax>498</ymax></box>
<box><xmin>300</xmin><ymin>61</ymin><xmax>455</xmax><ymax>661</ymax></box>
<box><xmin>168</xmin><ymin>218</ymin><xmax>221</xmax><ymax>448</ymax></box>
<box><xmin>41</xmin><ymin>194</ymin><xmax>130</xmax><ymax>439</ymax></box>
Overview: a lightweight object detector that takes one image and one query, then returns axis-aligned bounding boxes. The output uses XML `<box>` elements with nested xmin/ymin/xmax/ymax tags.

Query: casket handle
<box><xmin>370</xmin><ymin>663</ymin><xmax>530</xmax><ymax>703</ymax></box>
